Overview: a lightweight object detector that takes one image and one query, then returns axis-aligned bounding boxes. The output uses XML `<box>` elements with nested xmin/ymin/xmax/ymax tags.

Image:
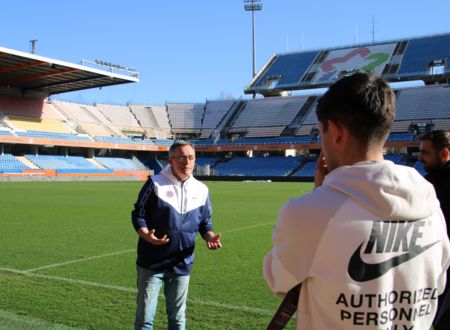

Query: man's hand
<box><xmin>138</xmin><ymin>228</ymin><xmax>170</xmax><ymax>245</ymax></box>
<box><xmin>314</xmin><ymin>150</ymin><xmax>329</xmax><ymax>188</ymax></box>
<box><xmin>203</xmin><ymin>232</ymin><xmax>222</xmax><ymax>250</ymax></box>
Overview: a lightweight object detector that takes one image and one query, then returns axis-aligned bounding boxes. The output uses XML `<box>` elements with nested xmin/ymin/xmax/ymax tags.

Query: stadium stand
<box><xmin>396</xmin><ymin>34</ymin><xmax>450</xmax><ymax>77</ymax></box>
<box><xmin>77</xmin><ymin>122</ymin><xmax>116</xmax><ymax>138</ymax></box>
<box><xmin>200</xmin><ymin>100</ymin><xmax>236</xmax><ymax>138</ymax></box>
<box><xmin>291</xmin><ymin>159</ymin><xmax>318</xmax><ymax>177</ymax></box>
<box><xmin>96</xmin><ymin>103</ymin><xmax>141</xmax><ymax>128</ymax></box>
<box><xmin>25</xmin><ymin>155</ymin><xmax>113</xmax><ymax>174</ymax></box>
<box><xmin>52</xmin><ymin>100</ymin><xmax>101</xmax><ymax>124</ymax></box>
<box><xmin>42</xmin><ymin>101</ymin><xmax>68</xmax><ymax>121</ymax></box>
<box><xmin>1</xmin><ymin>32</ymin><xmax>450</xmax><ymax>180</ymax></box>
<box><xmin>148</xmin><ymin>105</ymin><xmax>172</xmax><ymax>138</ymax></box>
<box><xmin>431</xmin><ymin>119</ymin><xmax>450</xmax><ymax>130</ymax></box>
<box><xmin>384</xmin><ymin>153</ymin><xmax>407</xmax><ymax>165</ymax></box>
<box><xmin>195</xmin><ymin>157</ymin><xmax>217</xmax><ymax>167</ymax></box>
<box><xmin>15</xmin><ymin>130</ymin><xmax>91</xmax><ymax>141</ymax></box>
<box><xmin>386</xmin><ymin>132</ymin><xmax>415</xmax><ymax>142</ymax></box>
<box><xmin>167</xmin><ymin>103</ymin><xmax>204</xmax><ymax>134</ymax></box>
<box><xmin>94</xmin><ymin>136</ymin><xmax>134</xmax><ymax>144</ymax></box>
<box><xmin>95</xmin><ymin>157</ymin><xmax>139</xmax><ymax>170</ymax></box>
<box><xmin>248</xmin><ymin>51</ymin><xmax>320</xmax><ymax>94</ymax></box>
<box><xmin>8</xmin><ymin>115</ymin><xmax>73</xmax><ymax>134</ymax></box>
<box><xmin>396</xmin><ymin>85</ymin><xmax>450</xmax><ymax>120</ymax></box>
<box><xmin>129</xmin><ymin>104</ymin><xmax>160</xmax><ymax>138</ymax></box>
<box><xmin>300</xmin><ymin>99</ymin><xmax>319</xmax><ymax>125</ymax></box>
<box><xmin>0</xmin><ymin>128</ymin><xmax>13</xmax><ymax>136</ymax></box>
<box><xmin>232</xmin><ymin>96</ymin><xmax>306</xmax><ymax>130</ymax></box>
<box><xmin>152</xmin><ymin>138</ymin><xmax>172</xmax><ymax>146</ymax></box>
<box><xmin>129</xmin><ymin>104</ymin><xmax>157</xmax><ymax>128</ymax></box>
<box><xmin>390</xmin><ymin>120</ymin><xmax>411</xmax><ymax>133</ymax></box>
<box><xmin>245</xmin><ymin>32</ymin><xmax>450</xmax><ymax>97</ymax></box>
<box><xmin>0</xmin><ymin>154</ymin><xmax>30</xmax><ymax>173</ymax></box>
<box><xmin>137</xmin><ymin>157</ymin><xmax>169</xmax><ymax>175</ymax></box>
<box><xmin>295</xmin><ymin>124</ymin><xmax>316</xmax><ymax>136</ymax></box>
<box><xmin>213</xmin><ymin>156</ymin><xmax>301</xmax><ymax>177</ymax></box>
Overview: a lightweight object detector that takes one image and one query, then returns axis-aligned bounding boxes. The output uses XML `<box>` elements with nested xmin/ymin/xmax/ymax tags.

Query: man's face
<box><xmin>168</xmin><ymin>144</ymin><xmax>196</xmax><ymax>181</ymax></box>
<box><xmin>419</xmin><ymin>139</ymin><xmax>442</xmax><ymax>172</ymax></box>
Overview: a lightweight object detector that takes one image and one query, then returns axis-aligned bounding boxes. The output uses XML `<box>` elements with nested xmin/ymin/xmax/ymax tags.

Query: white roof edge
<box><xmin>0</xmin><ymin>45</ymin><xmax>139</xmax><ymax>83</ymax></box>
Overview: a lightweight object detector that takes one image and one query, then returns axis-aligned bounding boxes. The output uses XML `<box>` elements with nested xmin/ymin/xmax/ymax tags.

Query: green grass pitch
<box><xmin>0</xmin><ymin>180</ymin><xmax>313</xmax><ymax>329</ymax></box>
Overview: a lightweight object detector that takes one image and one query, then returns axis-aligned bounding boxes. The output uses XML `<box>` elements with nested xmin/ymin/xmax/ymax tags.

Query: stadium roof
<box><xmin>0</xmin><ymin>46</ymin><xmax>139</xmax><ymax>98</ymax></box>
<box><xmin>245</xmin><ymin>32</ymin><xmax>450</xmax><ymax>97</ymax></box>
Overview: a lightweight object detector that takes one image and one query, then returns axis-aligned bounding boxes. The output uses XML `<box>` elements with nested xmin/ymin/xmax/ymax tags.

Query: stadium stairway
<box><xmin>288</xmin><ymin>159</ymin><xmax>306</xmax><ymax>177</ymax></box>
<box><xmin>87</xmin><ymin>158</ymin><xmax>107</xmax><ymax>169</ymax></box>
<box><xmin>16</xmin><ymin>156</ymin><xmax>39</xmax><ymax>169</ymax></box>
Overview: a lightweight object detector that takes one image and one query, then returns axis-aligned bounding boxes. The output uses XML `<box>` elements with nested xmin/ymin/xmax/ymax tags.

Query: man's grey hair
<box><xmin>169</xmin><ymin>140</ymin><xmax>195</xmax><ymax>156</ymax></box>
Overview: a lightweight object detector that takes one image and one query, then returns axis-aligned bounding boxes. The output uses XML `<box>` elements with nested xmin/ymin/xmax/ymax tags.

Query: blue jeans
<box><xmin>135</xmin><ymin>266</ymin><xmax>190</xmax><ymax>330</ymax></box>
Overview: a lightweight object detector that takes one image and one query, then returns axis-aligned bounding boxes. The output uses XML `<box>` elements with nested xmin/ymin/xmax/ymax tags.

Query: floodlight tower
<box><xmin>243</xmin><ymin>0</ymin><xmax>262</xmax><ymax>81</ymax></box>
<box><xmin>30</xmin><ymin>39</ymin><xmax>38</xmax><ymax>54</ymax></box>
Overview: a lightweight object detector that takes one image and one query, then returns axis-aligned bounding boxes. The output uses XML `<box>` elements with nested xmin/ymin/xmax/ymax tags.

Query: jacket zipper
<box><xmin>178</xmin><ymin>180</ymin><xmax>185</xmax><ymax>249</ymax></box>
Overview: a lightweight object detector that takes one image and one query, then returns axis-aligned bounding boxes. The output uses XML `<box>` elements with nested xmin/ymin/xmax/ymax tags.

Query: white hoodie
<box><xmin>264</xmin><ymin>160</ymin><xmax>450</xmax><ymax>329</ymax></box>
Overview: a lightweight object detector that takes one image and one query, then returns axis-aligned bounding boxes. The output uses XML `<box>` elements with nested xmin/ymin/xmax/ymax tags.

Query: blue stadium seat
<box><xmin>251</xmin><ymin>51</ymin><xmax>320</xmax><ymax>90</ymax></box>
<box><xmin>0</xmin><ymin>154</ymin><xmax>29</xmax><ymax>172</ymax></box>
<box><xmin>16</xmin><ymin>130</ymin><xmax>91</xmax><ymax>141</ymax></box>
<box><xmin>398</xmin><ymin>34</ymin><xmax>450</xmax><ymax>76</ymax></box>
<box><xmin>214</xmin><ymin>156</ymin><xmax>301</xmax><ymax>177</ymax></box>
<box><xmin>95</xmin><ymin>157</ymin><xmax>139</xmax><ymax>170</ymax></box>
<box><xmin>25</xmin><ymin>155</ymin><xmax>112</xmax><ymax>174</ymax></box>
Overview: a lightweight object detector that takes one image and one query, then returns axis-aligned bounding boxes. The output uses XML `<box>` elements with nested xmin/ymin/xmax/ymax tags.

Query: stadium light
<box><xmin>29</xmin><ymin>40</ymin><xmax>38</xmax><ymax>54</ymax></box>
<box><xmin>243</xmin><ymin>0</ymin><xmax>262</xmax><ymax>87</ymax></box>
<box><xmin>80</xmin><ymin>58</ymin><xmax>139</xmax><ymax>78</ymax></box>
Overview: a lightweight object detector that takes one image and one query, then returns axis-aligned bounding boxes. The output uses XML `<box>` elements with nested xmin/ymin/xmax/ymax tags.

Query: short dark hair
<box><xmin>420</xmin><ymin>130</ymin><xmax>450</xmax><ymax>152</ymax></box>
<box><xmin>316</xmin><ymin>72</ymin><xmax>396</xmax><ymax>147</ymax></box>
<box><xmin>169</xmin><ymin>140</ymin><xmax>195</xmax><ymax>156</ymax></box>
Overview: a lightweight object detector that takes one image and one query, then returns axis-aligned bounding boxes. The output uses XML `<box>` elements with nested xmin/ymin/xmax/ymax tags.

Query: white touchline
<box><xmin>1</xmin><ymin>221</ymin><xmax>275</xmax><ymax>316</ymax></box>
<box><xmin>0</xmin><ymin>266</ymin><xmax>135</xmax><ymax>292</ymax></box>
<box><xmin>0</xmin><ymin>308</ymin><xmax>79</xmax><ymax>329</ymax></box>
<box><xmin>24</xmin><ymin>221</ymin><xmax>275</xmax><ymax>273</ymax></box>
<box><xmin>0</xmin><ymin>267</ymin><xmax>272</xmax><ymax>315</ymax></box>
<box><xmin>188</xmin><ymin>297</ymin><xmax>272</xmax><ymax>315</ymax></box>
<box><xmin>23</xmin><ymin>249</ymin><xmax>135</xmax><ymax>273</ymax></box>
<box><xmin>221</xmin><ymin>222</ymin><xmax>274</xmax><ymax>234</ymax></box>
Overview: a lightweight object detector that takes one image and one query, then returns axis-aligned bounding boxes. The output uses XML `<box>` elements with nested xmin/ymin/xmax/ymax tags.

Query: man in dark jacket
<box><xmin>132</xmin><ymin>141</ymin><xmax>222</xmax><ymax>330</ymax></box>
<box><xmin>419</xmin><ymin>130</ymin><xmax>450</xmax><ymax>329</ymax></box>
<box><xmin>419</xmin><ymin>130</ymin><xmax>450</xmax><ymax>228</ymax></box>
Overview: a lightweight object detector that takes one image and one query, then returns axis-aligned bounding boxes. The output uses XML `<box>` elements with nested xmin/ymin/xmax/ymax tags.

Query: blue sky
<box><xmin>2</xmin><ymin>1</ymin><xmax>450</xmax><ymax>105</ymax></box>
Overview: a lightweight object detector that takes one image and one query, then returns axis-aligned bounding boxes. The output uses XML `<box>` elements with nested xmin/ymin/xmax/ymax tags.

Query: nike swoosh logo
<box><xmin>348</xmin><ymin>240</ymin><xmax>440</xmax><ymax>282</ymax></box>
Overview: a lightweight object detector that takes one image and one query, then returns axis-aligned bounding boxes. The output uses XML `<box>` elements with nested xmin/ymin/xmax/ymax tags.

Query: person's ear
<box><xmin>328</xmin><ymin>120</ymin><xmax>345</xmax><ymax>144</ymax></box>
<box><xmin>441</xmin><ymin>147</ymin><xmax>450</xmax><ymax>161</ymax></box>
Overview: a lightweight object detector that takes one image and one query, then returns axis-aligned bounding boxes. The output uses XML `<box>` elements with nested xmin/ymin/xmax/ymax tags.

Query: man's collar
<box><xmin>163</xmin><ymin>165</ymin><xmax>192</xmax><ymax>183</ymax></box>
<box><xmin>444</xmin><ymin>160</ymin><xmax>450</xmax><ymax>169</ymax></box>
<box><xmin>426</xmin><ymin>160</ymin><xmax>450</xmax><ymax>179</ymax></box>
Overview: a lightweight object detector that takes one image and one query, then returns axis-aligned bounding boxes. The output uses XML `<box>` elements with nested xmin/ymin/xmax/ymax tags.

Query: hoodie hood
<box><xmin>323</xmin><ymin>160</ymin><xmax>438</xmax><ymax>221</ymax></box>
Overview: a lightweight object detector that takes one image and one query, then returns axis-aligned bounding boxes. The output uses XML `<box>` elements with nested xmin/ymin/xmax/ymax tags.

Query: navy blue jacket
<box><xmin>131</xmin><ymin>166</ymin><xmax>213</xmax><ymax>275</ymax></box>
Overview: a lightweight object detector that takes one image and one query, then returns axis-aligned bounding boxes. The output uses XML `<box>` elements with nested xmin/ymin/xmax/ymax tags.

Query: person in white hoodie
<box><xmin>264</xmin><ymin>72</ymin><xmax>450</xmax><ymax>329</ymax></box>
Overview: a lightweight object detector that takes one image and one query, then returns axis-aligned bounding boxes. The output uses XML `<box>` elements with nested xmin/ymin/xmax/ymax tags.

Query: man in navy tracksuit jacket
<box><xmin>132</xmin><ymin>141</ymin><xmax>222</xmax><ymax>330</ymax></box>
<box><xmin>419</xmin><ymin>130</ymin><xmax>450</xmax><ymax>329</ymax></box>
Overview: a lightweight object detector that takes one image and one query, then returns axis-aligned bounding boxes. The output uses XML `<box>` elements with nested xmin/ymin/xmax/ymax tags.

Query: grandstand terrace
<box><xmin>246</xmin><ymin>32</ymin><xmax>450</xmax><ymax>96</ymax></box>
<box><xmin>229</xmin><ymin>96</ymin><xmax>309</xmax><ymax>138</ymax></box>
<box><xmin>0</xmin><ymin>32</ymin><xmax>450</xmax><ymax>181</ymax></box>
<box><xmin>167</xmin><ymin>103</ymin><xmax>204</xmax><ymax>134</ymax></box>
